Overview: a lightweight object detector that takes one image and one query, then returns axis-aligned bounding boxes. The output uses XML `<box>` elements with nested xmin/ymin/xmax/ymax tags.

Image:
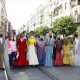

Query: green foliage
<box><xmin>53</xmin><ymin>16</ymin><xmax>77</xmax><ymax>35</ymax></box>
<box><xmin>34</xmin><ymin>25</ymin><xmax>49</xmax><ymax>35</ymax></box>
<box><xmin>77</xmin><ymin>27</ymin><xmax>80</xmax><ymax>36</ymax></box>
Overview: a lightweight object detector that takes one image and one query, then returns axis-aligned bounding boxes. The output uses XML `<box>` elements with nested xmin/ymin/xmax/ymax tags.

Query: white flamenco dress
<box><xmin>74</xmin><ymin>38</ymin><xmax>80</xmax><ymax>66</ymax></box>
<box><xmin>27</xmin><ymin>37</ymin><xmax>39</xmax><ymax>65</ymax></box>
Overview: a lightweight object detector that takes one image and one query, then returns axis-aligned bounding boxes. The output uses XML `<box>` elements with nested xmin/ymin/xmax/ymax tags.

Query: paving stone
<box><xmin>0</xmin><ymin>70</ymin><xmax>6</xmax><ymax>80</ymax></box>
<box><xmin>40</xmin><ymin>66</ymin><xmax>80</xmax><ymax>80</ymax></box>
<box><xmin>7</xmin><ymin>67</ymin><xmax>52</xmax><ymax>80</ymax></box>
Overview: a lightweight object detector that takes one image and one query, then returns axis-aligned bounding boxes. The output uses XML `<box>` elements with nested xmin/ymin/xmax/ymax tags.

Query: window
<box><xmin>1</xmin><ymin>21</ymin><xmax>3</xmax><ymax>26</ymax></box>
<box><xmin>65</xmin><ymin>2</ymin><xmax>67</xmax><ymax>9</ymax></box>
<box><xmin>75</xmin><ymin>10</ymin><xmax>77</xmax><ymax>15</ymax></box>
<box><xmin>54</xmin><ymin>2</ymin><xmax>55</xmax><ymax>5</ymax></box>
<box><xmin>70</xmin><ymin>0</ymin><xmax>76</xmax><ymax>8</ymax></box>
<box><xmin>78</xmin><ymin>0</ymin><xmax>80</xmax><ymax>5</ymax></box>
<box><xmin>78</xmin><ymin>14</ymin><xmax>80</xmax><ymax>22</ymax></box>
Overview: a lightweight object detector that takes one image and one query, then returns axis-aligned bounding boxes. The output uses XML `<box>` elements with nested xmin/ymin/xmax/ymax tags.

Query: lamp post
<box><xmin>49</xmin><ymin>11</ymin><xmax>54</xmax><ymax>28</ymax></box>
<box><xmin>40</xmin><ymin>14</ymin><xmax>44</xmax><ymax>26</ymax></box>
<box><xmin>33</xmin><ymin>22</ymin><xmax>36</xmax><ymax>30</ymax></box>
<box><xmin>27</xmin><ymin>26</ymin><xmax>29</xmax><ymax>32</ymax></box>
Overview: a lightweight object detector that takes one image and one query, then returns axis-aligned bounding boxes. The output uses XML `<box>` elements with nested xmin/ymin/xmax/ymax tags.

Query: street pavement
<box><xmin>40</xmin><ymin>66</ymin><xmax>80</xmax><ymax>80</ymax></box>
<box><xmin>7</xmin><ymin>66</ymin><xmax>52</xmax><ymax>80</ymax></box>
<box><xmin>3</xmin><ymin>40</ymin><xmax>80</xmax><ymax>80</ymax></box>
<box><xmin>4</xmin><ymin>41</ymin><xmax>52</xmax><ymax>80</ymax></box>
<box><xmin>0</xmin><ymin>70</ymin><xmax>7</xmax><ymax>80</ymax></box>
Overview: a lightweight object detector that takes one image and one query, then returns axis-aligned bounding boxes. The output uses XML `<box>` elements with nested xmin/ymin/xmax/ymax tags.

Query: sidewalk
<box><xmin>0</xmin><ymin>70</ymin><xmax>6</xmax><ymax>80</ymax></box>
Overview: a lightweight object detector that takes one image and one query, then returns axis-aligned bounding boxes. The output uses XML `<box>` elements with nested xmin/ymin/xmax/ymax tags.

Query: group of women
<box><xmin>7</xmin><ymin>31</ymin><xmax>80</xmax><ymax>69</ymax></box>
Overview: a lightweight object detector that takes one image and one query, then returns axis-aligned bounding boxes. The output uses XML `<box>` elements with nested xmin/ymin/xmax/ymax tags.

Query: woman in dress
<box><xmin>0</xmin><ymin>34</ymin><xmax>5</xmax><ymax>70</ymax></box>
<box><xmin>54</xmin><ymin>37</ymin><xmax>63</xmax><ymax>66</ymax></box>
<box><xmin>13</xmin><ymin>33</ymin><xmax>29</xmax><ymax>66</ymax></box>
<box><xmin>73</xmin><ymin>34</ymin><xmax>80</xmax><ymax>66</ymax></box>
<box><xmin>63</xmin><ymin>35</ymin><xmax>74</xmax><ymax>65</ymax></box>
<box><xmin>45</xmin><ymin>33</ymin><xmax>54</xmax><ymax>66</ymax></box>
<box><xmin>27</xmin><ymin>34</ymin><xmax>39</xmax><ymax>65</ymax></box>
<box><xmin>36</xmin><ymin>37</ymin><xmax>46</xmax><ymax>65</ymax></box>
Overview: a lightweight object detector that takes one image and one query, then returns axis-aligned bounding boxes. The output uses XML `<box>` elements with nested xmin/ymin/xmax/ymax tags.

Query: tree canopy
<box><xmin>53</xmin><ymin>16</ymin><xmax>77</xmax><ymax>35</ymax></box>
<box><xmin>34</xmin><ymin>25</ymin><xmax>49</xmax><ymax>35</ymax></box>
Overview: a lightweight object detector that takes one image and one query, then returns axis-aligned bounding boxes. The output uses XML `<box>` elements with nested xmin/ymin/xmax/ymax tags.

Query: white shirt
<box><xmin>10</xmin><ymin>41</ymin><xmax>17</xmax><ymax>52</ymax></box>
<box><xmin>0</xmin><ymin>38</ymin><xmax>2</xmax><ymax>44</ymax></box>
<box><xmin>75</xmin><ymin>38</ymin><xmax>79</xmax><ymax>54</ymax></box>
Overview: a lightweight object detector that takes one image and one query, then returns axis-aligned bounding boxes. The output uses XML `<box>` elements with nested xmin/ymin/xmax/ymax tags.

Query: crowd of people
<box><xmin>2</xmin><ymin>31</ymin><xmax>80</xmax><ymax>69</ymax></box>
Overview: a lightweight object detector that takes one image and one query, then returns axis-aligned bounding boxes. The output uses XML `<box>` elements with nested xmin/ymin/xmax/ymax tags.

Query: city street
<box><xmin>0</xmin><ymin>70</ymin><xmax>7</xmax><ymax>80</ymax></box>
<box><xmin>0</xmin><ymin>0</ymin><xmax>80</xmax><ymax>80</ymax></box>
<box><xmin>3</xmin><ymin>63</ymin><xmax>80</xmax><ymax>80</ymax></box>
<box><xmin>2</xmin><ymin>41</ymin><xmax>80</xmax><ymax>80</ymax></box>
<box><xmin>39</xmin><ymin>66</ymin><xmax>80</xmax><ymax>80</ymax></box>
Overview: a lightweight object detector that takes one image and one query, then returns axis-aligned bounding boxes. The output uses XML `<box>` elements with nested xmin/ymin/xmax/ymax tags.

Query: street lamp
<box><xmin>40</xmin><ymin>14</ymin><xmax>44</xmax><ymax>25</ymax></box>
<box><xmin>49</xmin><ymin>11</ymin><xmax>54</xmax><ymax>28</ymax></box>
<box><xmin>33</xmin><ymin>22</ymin><xmax>36</xmax><ymax>30</ymax></box>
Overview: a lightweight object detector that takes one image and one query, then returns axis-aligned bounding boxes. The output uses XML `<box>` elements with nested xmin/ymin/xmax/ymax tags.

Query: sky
<box><xmin>6</xmin><ymin>0</ymin><xmax>47</xmax><ymax>31</ymax></box>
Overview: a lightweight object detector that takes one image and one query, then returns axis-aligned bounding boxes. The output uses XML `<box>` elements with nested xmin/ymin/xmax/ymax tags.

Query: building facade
<box><xmin>23</xmin><ymin>0</ymin><xmax>80</xmax><ymax>32</ymax></box>
<box><xmin>0</xmin><ymin>0</ymin><xmax>7</xmax><ymax>36</ymax></box>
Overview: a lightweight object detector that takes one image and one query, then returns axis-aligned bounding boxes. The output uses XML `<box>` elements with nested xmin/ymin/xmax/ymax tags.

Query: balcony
<box><xmin>70</xmin><ymin>0</ymin><xmax>76</xmax><ymax>8</ymax></box>
<box><xmin>54</xmin><ymin>5</ymin><xmax>63</xmax><ymax>16</ymax></box>
<box><xmin>78</xmin><ymin>0</ymin><xmax>80</xmax><ymax>5</ymax></box>
<box><xmin>73</xmin><ymin>14</ymin><xmax>80</xmax><ymax>23</ymax></box>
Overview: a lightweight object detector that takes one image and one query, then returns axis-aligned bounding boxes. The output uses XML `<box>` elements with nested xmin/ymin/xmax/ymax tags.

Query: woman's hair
<box><xmin>74</xmin><ymin>33</ymin><xmax>78</xmax><ymax>38</ymax></box>
<box><xmin>9</xmin><ymin>36</ymin><xmax>11</xmax><ymax>40</ymax></box>
<box><xmin>20</xmin><ymin>33</ymin><xmax>23</xmax><ymax>38</ymax></box>
<box><xmin>0</xmin><ymin>34</ymin><xmax>3</xmax><ymax>37</ymax></box>
<box><xmin>13</xmin><ymin>37</ymin><xmax>15</xmax><ymax>41</ymax></box>
<box><xmin>40</xmin><ymin>37</ymin><xmax>43</xmax><ymax>41</ymax></box>
<box><xmin>57</xmin><ymin>37</ymin><xmax>60</xmax><ymax>40</ymax></box>
<box><xmin>54</xmin><ymin>35</ymin><xmax>57</xmax><ymax>40</ymax></box>
<box><xmin>63</xmin><ymin>38</ymin><xmax>67</xmax><ymax>45</ymax></box>
<box><xmin>67</xmin><ymin>37</ymin><xmax>73</xmax><ymax>44</ymax></box>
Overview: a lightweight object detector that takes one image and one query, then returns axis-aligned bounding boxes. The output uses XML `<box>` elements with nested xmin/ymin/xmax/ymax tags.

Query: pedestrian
<box><xmin>27</xmin><ymin>34</ymin><xmax>39</xmax><ymax>65</ymax></box>
<box><xmin>54</xmin><ymin>37</ymin><xmax>63</xmax><ymax>66</ymax></box>
<box><xmin>12</xmin><ymin>30</ymin><xmax>16</xmax><ymax>41</ymax></box>
<box><xmin>45</xmin><ymin>33</ymin><xmax>55</xmax><ymax>66</ymax></box>
<box><xmin>73</xmin><ymin>33</ymin><xmax>80</xmax><ymax>66</ymax></box>
<box><xmin>9</xmin><ymin>36</ymin><xmax>17</xmax><ymax>68</ymax></box>
<box><xmin>0</xmin><ymin>33</ymin><xmax>5</xmax><ymax>70</ymax></box>
<box><xmin>7</xmin><ymin>36</ymin><xmax>12</xmax><ymax>68</ymax></box>
<box><xmin>53</xmin><ymin>35</ymin><xmax>57</xmax><ymax>63</ymax></box>
<box><xmin>23</xmin><ymin>31</ymin><xmax>27</xmax><ymax>40</ymax></box>
<box><xmin>63</xmin><ymin>35</ymin><xmax>74</xmax><ymax>65</ymax></box>
<box><xmin>13</xmin><ymin>33</ymin><xmax>29</xmax><ymax>66</ymax></box>
<box><xmin>36</xmin><ymin>37</ymin><xmax>46</xmax><ymax>65</ymax></box>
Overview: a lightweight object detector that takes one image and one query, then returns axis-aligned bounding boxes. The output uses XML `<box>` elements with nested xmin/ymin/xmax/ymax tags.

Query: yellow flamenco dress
<box><xmin>63</xmin><ymin>42</ymin><xmax>74</xmax><ymax>65</ymax></box>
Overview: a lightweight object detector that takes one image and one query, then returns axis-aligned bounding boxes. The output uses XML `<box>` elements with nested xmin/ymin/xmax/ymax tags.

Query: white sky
<box><xmin>6</xmin><ymin>0</ymin><xmax>47</xmax><ymax>31</ymax></box>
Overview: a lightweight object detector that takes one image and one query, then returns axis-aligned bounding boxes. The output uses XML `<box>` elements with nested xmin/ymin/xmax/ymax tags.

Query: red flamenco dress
<box><xmin>54</xmin><ymin>39</ymin><xmax>63</xmax><ymax>66</ymax></box>
<box><xmin>13</xmin><ymin>38</ymin><xmax>29</xmax><ymax>66</ymax></box>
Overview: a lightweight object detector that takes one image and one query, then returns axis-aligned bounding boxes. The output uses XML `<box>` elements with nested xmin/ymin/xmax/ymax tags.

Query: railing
<box><xmin>70</xmin><ymin>0</ymin><xmax>76</xmax><ymax>8</ymax></box>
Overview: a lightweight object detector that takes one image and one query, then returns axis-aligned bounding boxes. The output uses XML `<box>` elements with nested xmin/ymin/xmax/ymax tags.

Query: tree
<box><xmin>53</xmin><ymin>16</ymin><xmax>77</xmax><ymax>35</ymax></box>
<box><xmin>35</xmin><ymin>25</ymin><xmax>49</xmax><ymax>35</ymax></box>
